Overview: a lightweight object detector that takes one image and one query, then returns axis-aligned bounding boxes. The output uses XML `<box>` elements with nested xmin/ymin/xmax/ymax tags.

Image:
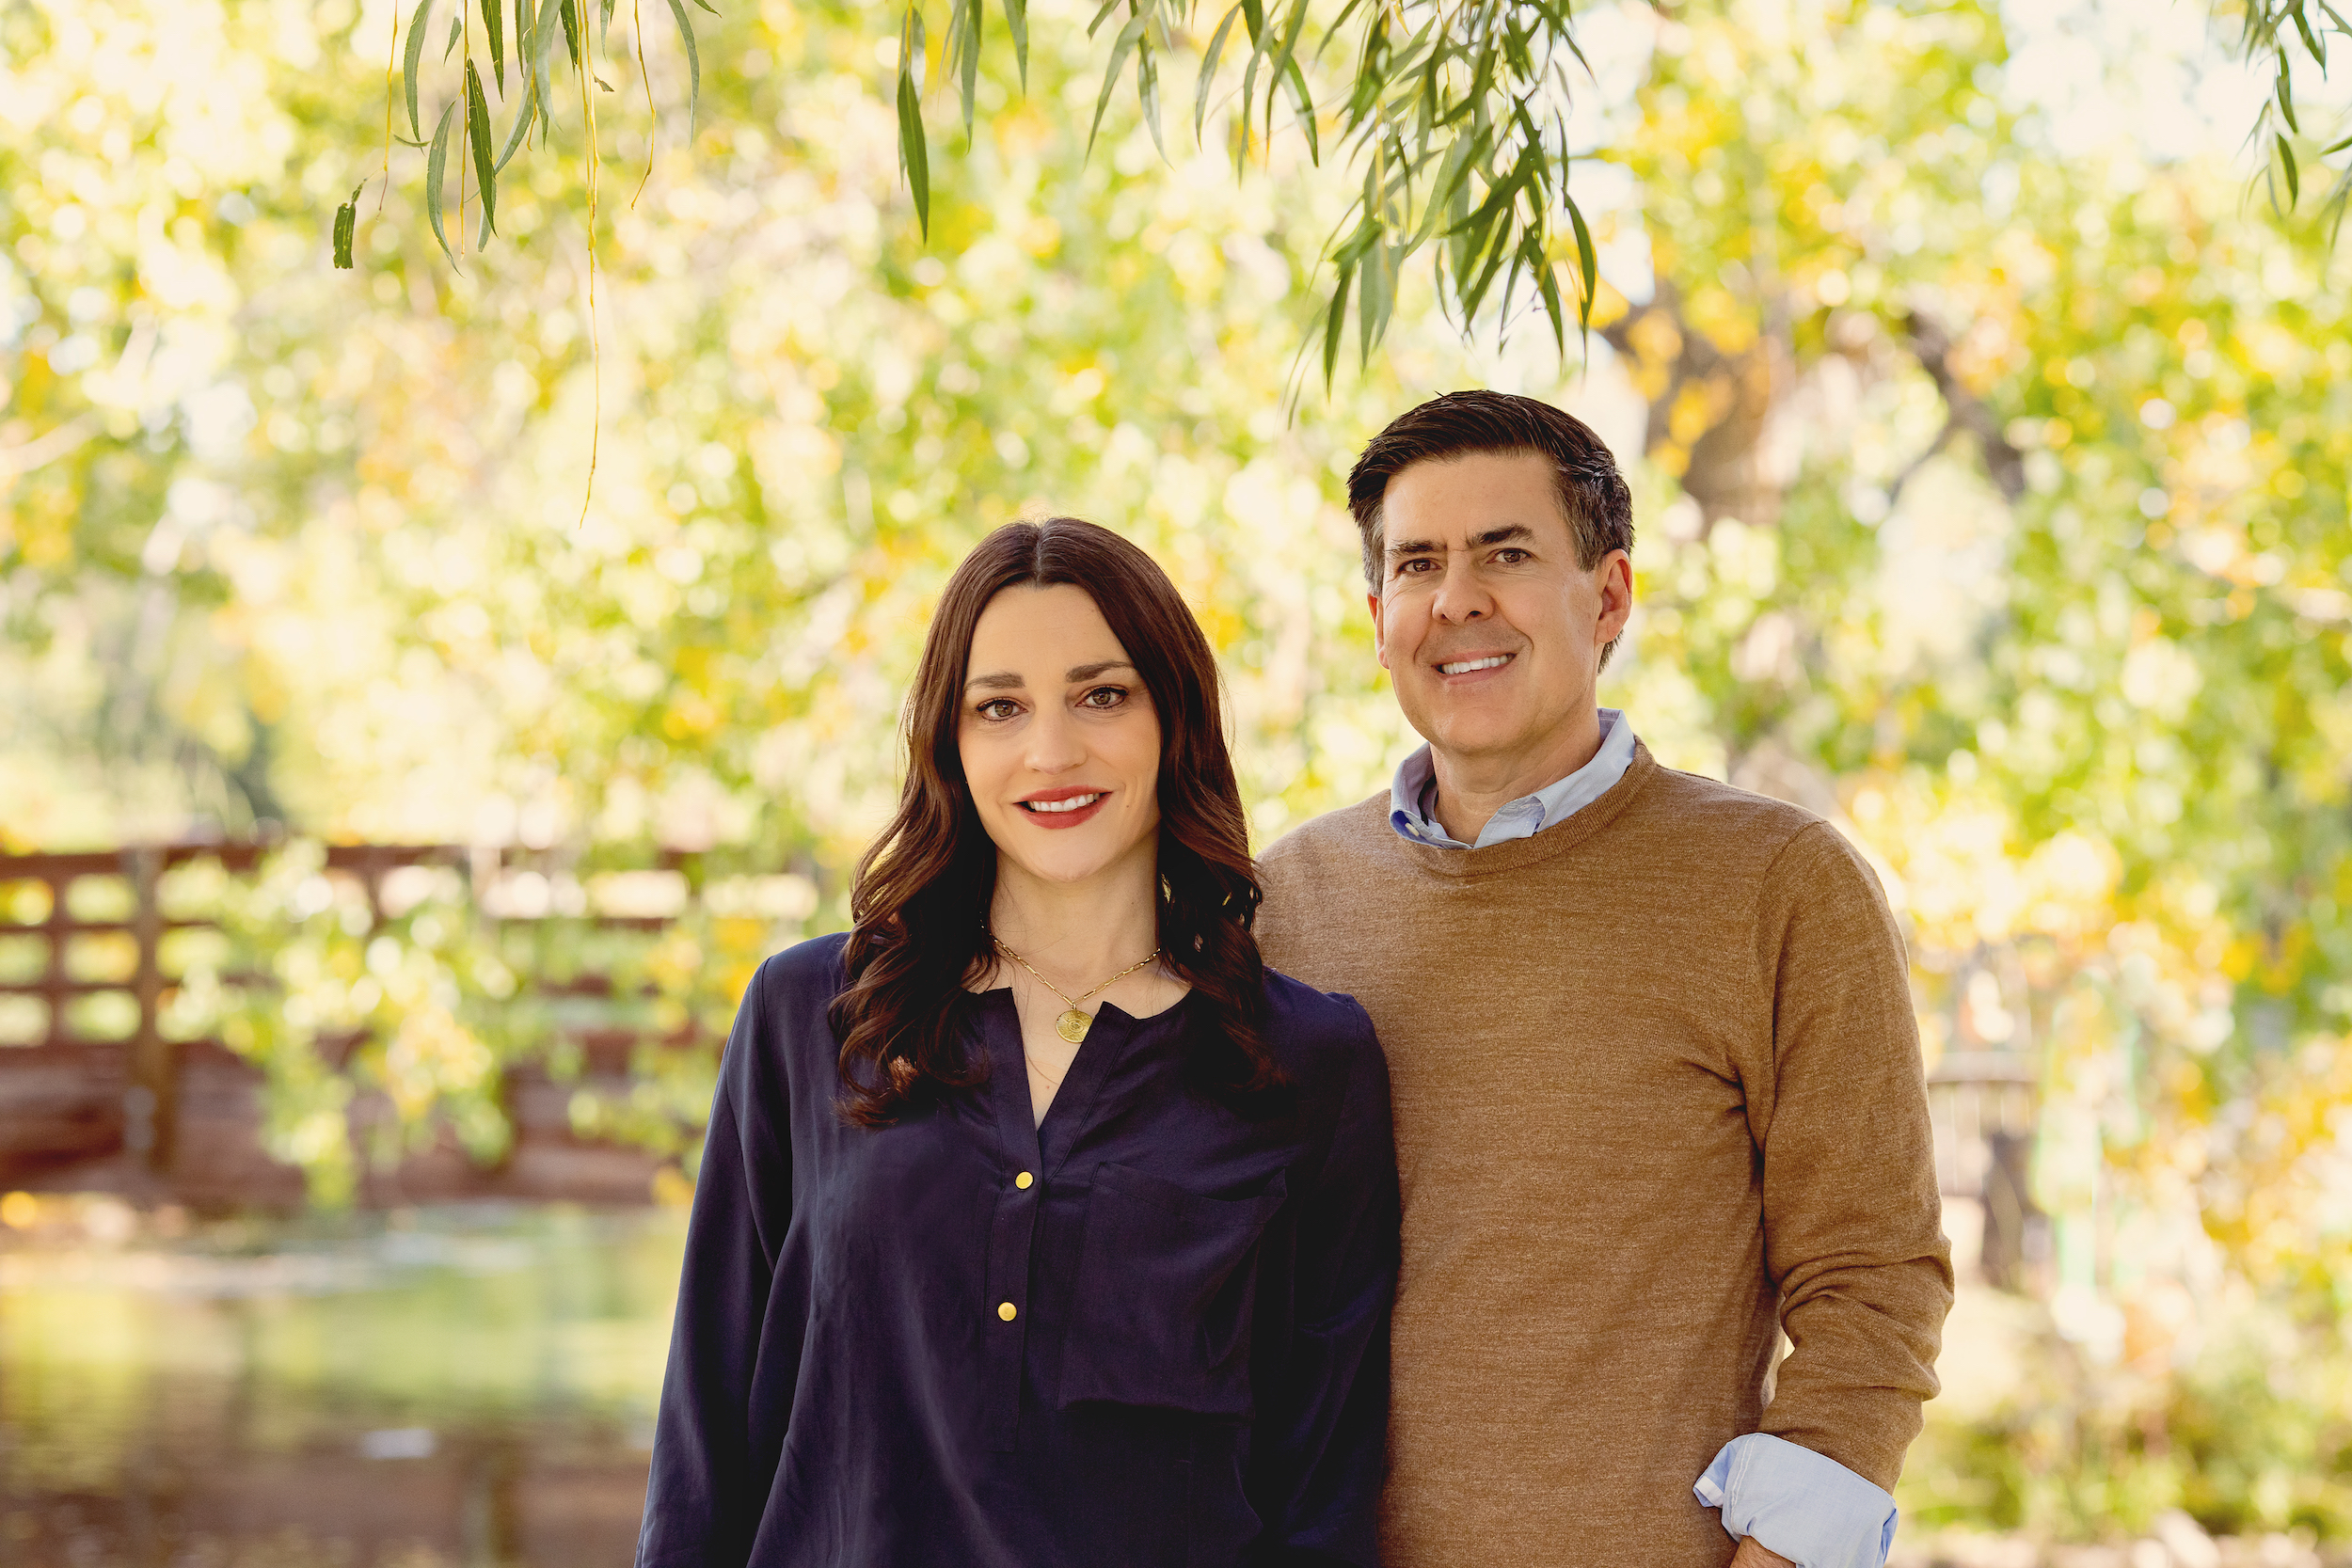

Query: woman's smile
<box><xmin>1017</xmin><ymin>787</ymin><xmax>1110</xmax><ymax>828</ymax></box>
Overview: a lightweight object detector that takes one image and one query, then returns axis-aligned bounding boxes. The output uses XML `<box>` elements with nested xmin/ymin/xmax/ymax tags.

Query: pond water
<box><xmin>0</xmin><ymin>1198</ymin><xmax>685</xmax><ymax>1568</ymax></box>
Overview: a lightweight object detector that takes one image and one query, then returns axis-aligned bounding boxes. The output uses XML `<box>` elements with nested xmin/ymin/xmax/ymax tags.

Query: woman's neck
<box><xmin>987</xmin><ymin>850</ymin><xmax>1160</xmax><ymax>992</ymax></box>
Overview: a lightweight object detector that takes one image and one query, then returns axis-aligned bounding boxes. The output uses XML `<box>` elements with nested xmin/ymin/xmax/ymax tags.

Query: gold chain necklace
<box><xmin>989</xmin><ymin>933</ymin><xmax>1161</xmax><ymax>1045</ymax></box>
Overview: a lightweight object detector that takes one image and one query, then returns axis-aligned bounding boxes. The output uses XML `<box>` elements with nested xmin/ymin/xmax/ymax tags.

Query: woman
<box><xmin>635</xmin><ymin>518</ymin><xmax>1396</xmax><ymax>1568</ymax></box>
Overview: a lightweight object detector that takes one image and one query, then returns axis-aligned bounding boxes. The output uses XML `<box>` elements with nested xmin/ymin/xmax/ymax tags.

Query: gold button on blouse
<box><xmin>1014</xmin><ymin>1171</ymin><xmax>1034</xmax><ymax>1189</ymax></box>
<box><xmin>997</xmin><ymin>1301</ymin><xmax>1018</xmax><ymax>1322</ymax></box>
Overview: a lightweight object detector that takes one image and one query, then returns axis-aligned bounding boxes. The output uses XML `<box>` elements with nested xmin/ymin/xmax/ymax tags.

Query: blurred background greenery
<box><xmin>4</xmin><ymin>0</ymin><xmax>2351</xmax><ymax>1562</ymax></box>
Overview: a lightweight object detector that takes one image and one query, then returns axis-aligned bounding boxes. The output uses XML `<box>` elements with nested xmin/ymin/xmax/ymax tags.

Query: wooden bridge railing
<box><xmin>0</xmin><ymin>839</ymin><xmax>736</xmax><ymax>1206</ymax></box>
<box><xmin>5</xmin><ymin>840</ymin><xmax>2042</xmax><ymax>1251</ymax></box>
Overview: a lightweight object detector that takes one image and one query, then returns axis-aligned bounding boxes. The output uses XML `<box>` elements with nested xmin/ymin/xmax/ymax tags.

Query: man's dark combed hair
<box><xmin>1346</xmin><ymin>389</ymin><xmax>1636</xmax><ymax>590</ymax></box>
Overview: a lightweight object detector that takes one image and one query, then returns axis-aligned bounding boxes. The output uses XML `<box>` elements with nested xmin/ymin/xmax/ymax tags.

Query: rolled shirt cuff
<box><xmin>1692</xmin><ymin>1432</ymin><xmax>1898</xmax><ymax>1568</ymax></box>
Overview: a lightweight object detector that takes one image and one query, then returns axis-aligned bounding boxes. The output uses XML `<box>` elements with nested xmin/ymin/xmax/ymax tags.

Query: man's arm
<box><xmin>1693</xmin><ymin>821</ymin><xmax>1951</xmax><ymax>1567</ymax></box>
<box><xmin>1747</xmin><ymin>820</ymin><xmax>1951</xmax><ymax>1482</ymax></box>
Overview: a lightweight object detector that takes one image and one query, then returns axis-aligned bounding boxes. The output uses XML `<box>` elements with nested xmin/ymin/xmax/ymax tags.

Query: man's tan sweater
<box><xmin>1255</xmin><ymin>741</ymin><xmax>1952</xmax><ymax>1566</ymax></box>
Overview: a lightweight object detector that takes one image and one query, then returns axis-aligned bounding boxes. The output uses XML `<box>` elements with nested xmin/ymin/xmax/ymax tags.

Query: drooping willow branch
<box><xmin>895</xmin><ymin>0</ymin><xmax>1607</xmax><ymax>380</ymax></box>
<box><xmin>332</xmin><ymin>0</ymin><xmax>706</xmax><ymax>269</ymax></box>
<box><xmin>334</xmin><ymin>0</ymin><xmax>2352</xmax><ymax>378</ymax></box>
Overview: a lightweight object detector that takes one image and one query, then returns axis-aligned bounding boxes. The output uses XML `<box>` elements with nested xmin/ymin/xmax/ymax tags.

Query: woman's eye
<box><xmin>1081</xmin><ymin>686</ymin><xmax>1128</xmax><ymax>709</ymax></box>
<box><xmin>977</xmin><ymin>698</ymin><xmax>1021</xmax><ymax>721</ymax></box>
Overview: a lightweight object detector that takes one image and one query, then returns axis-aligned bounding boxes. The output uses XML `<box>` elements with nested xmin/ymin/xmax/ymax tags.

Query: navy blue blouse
<box><xmin>634</xmin><ymin>933</ymin><xmax>1398</xmax><ymax>1568</ymax></box>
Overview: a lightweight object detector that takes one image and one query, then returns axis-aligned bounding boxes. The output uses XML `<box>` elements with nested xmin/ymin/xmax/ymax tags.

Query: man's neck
<box><xmin>1428</xmin><ymin>707</ymin><xmax>1605</xmax><ymax>847</ymax></box>
<box><xmin>987</xmin><ymin>848</ymin><xmax>1161</xmax><ymax>990</ymax></box>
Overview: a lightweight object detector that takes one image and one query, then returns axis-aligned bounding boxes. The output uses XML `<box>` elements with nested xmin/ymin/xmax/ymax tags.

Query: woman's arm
<box><xmin>634</xmin><ymin>965</ymin><xmax>793</xmax><ymax>1568</ymax></box>
<box><xmin>1248</xmin><ymin>1005</ymin><xmax>1400</xmax><ymax>1568</ymax></box>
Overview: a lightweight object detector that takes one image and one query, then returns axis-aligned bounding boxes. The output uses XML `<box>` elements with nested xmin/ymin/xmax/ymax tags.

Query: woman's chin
<box><xmin>1001</xmin><ymin>847</ymin><xmax>1126</xmax><ymax>888</ymax></box>
<box><xmin>992</xmin><ymin>827</ymin><xmax>1152</xmax><ymax>891</ymax></box>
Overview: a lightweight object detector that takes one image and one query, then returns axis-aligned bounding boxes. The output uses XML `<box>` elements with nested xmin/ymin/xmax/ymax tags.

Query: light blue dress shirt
<box><xmin>1388</xmin><ymin>707</ymin><xmax>1638</xmax><ymax>848</ymax></box>
<box><xmin>1384</xmin><ymin>709</ymin><xmax>1900</xmax><ymax>1568</ymax></box>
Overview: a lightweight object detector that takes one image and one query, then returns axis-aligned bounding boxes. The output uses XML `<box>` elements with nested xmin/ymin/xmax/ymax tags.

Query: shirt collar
<box><xmin>1389</xmin><ymin>708</ymin><xmax>1637</xmax><ymax>850</ymax></box>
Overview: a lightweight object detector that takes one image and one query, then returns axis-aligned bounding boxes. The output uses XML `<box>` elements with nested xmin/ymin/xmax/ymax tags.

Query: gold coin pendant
<box><xmin>1055</xmin><ymin>1008</ymin><xmax>1091</xmax><ymax>1044</ymax></box>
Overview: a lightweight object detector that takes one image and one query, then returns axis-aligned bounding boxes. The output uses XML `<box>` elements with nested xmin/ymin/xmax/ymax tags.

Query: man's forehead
<box><xmin>1380</xmin><ymin>450</ymin><xmax>1569</xmax><ymax>549</ymax></box>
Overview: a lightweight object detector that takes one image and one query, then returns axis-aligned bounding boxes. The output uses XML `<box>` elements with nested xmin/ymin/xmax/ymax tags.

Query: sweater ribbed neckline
<box><xmin>1375</xmin><ymin>740</ymin><xmax>1662</xmax><ymax>879</ymax></box>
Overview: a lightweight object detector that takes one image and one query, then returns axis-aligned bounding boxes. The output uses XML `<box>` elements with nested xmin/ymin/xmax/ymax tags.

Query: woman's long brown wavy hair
<box><xmin>827</xmin><ymin>517</ymin><xmax>1282</xmax><ymax>1128</ymax></box>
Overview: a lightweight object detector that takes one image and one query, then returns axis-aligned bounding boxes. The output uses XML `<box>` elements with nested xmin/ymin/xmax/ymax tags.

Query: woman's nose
<box><xmin>1024</xmin><ymin>706</ymin><xmax>1086</xmax><ymax>773</ymax></box>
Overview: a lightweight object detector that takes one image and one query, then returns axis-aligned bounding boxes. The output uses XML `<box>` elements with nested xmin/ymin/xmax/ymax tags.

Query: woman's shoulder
<box><xmin>746</xmin><ymin>930</ymin><xmax>854</xmax><ymax>1012</ymax></box>
<box><xmin>1257</xmin><ymin>967</ymin><xmax>1382</xmax><ymax>1077</ymax></box>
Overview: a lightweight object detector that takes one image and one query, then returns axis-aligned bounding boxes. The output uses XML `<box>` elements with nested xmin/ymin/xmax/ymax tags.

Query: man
<box><xmin>1254</xmin><ymin>391</ymin><xmax>1951</xmax><ymax>1568</ymax></box>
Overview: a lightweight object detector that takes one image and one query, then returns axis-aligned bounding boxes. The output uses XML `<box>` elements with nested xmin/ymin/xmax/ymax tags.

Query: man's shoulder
<box><xmin>1258</xmin><ymin>792</ymin><xmax>1393</xmax><ymax>880</ymax></box>
<box><xmin>1633</xmin><ymin>760</ymin><xmax>1891</xmax><ymax>909</ymax></box>
<box><xmin>1631</xmin><ymin>758</ymin><xmax>1830</xmax><ymax>860</ymax></box>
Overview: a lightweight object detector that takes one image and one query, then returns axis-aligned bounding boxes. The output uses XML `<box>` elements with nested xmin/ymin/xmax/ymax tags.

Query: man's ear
<box><xmin>1368</xmin><ymin>591</ymin><xmax>1391</xmax><ymax>671</ymax></box>
<box><xmin>1595</xmin><ymin>550</ymin><xmax>1634</xmax><ymax>648</ymax></box>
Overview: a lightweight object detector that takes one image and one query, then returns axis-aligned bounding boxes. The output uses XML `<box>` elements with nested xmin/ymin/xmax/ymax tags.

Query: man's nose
<box><xmin>1430</xmin><ymin>556</ymin><xmax>1493</xmax><ymax>623</ymax></box>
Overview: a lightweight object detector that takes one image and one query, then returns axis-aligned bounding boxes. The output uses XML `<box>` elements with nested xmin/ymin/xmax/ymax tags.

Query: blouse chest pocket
<box><xmin>1057</xmin><ymin>1162</ymin><xmax>1289</xmax><ymax>1418</ymax></box>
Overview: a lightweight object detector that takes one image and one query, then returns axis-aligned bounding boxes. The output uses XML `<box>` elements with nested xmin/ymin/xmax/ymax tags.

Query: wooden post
<box><xmin>40</xmin><ymin>865</ymin><xmax>69</xmax><ymax>1047</ymax></box>
<box><xmin>122</xmin><ymin>845</ymin><xmax>174</xmax><ymax>1176</ymax></box>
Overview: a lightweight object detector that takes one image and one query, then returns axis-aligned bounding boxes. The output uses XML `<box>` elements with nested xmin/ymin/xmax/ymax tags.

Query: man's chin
<box><xmin>1415</xmin><ymin>717</ymin><xmax>1538</xmax><ymax>764</ymax></box>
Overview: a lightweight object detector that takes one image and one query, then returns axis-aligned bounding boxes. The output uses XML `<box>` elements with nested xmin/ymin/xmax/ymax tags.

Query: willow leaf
<box><xmin>1005</xmin><ymin>0</ymin><xmax>1028</xmax><ymax>88</ymax></box>
<box><xmin>896</xmin><ymin>13</ymin><xmax>930</xmax><ymax>239</ymax></box>
<box><xmin>1565</xmin><ymin>187</ymin><xmax>1597</xmax><ymax>333</ymax></box>
<box><xmin>1282</xmin><ymin>57</ymin><xmax>1316</xmax><ymax>163</ymax></box>
<box><xmin>2280</xmin><ymin>133</ymin><xmax>2300</xmax><ymax>204</ymax></box>
<box><xmin>1534</xmin><ymin>245</ymin><xmax>1566</xmax><ymax>351</ymax></box>
<box><xmin>425</xmin><ymin>99</ymin><xmax>462</xmax><ymax>268</ymax></box>
<box><xmin>445</xmin><ymin>10</ymin><xmax>463</xmax><ymax>60</ymax></box>
<box><xmin>494</xmin><ymin>86</ymin><xmax>537</xmax><ymax>171</ymax></box>
<box><xmin>482</xmin><ymin>0</ymin><xmax>505</xmax><ymax>94</ymax></box>
<box><xmin>663</xmin><ymin>0</ymin><xmax>702</xmax><ymax>126</ymax></box>
<box><xmin>1136</xmin><ymin>38</ymin><xmax>1164</xmax><ymax>159</ymax></box>
<box><xmin>1089</xmin><ymin>16</ymin><xmax>1146</xmax><ymax>154</ymax></box>
<box><xmin>1321</xmin><ymin>255</ymin><xmax>1356</xmax><ymax>384</ymax></box>
<box><xmin>404</xmin><ymin>0</ymin><xmax>436</xmax><ymax>139</ymax></box>
<box><xmin>948</xmin><ymin>0</ymin><xmax>982</xmax><ymax>136</ymax></box>
<box><xmin>560</xmin><ymin>0</ymin><xmax>580</xmax><ymax>67</ymax></box>
<box><xmin>467</xmin><ymin>60</ymin><xmax>499</xmax><ymax>235</ymax></box>
<box><xmin>1195</xmin><ymin>4</ymin><xmax>1242</xmax><ymax>142</ymax></box>
<box><xmin>531</xmin><ymin>0</ymin><xmax>565</xmax><ymax>123</ymax></box>
<box><xmin>2290</xmin><ymin>4</ymin><xmax>2324</xmax><ymax>61</ymax></box>
<box><xmin>1358</xmin><ymin>237</ymin><xmax>1392</xmax><ymax>362</ymax></box>
<box><xmin>333</xmin><ymin>182</ymin><xmax>364</xmax><ymax>269</ymax></box>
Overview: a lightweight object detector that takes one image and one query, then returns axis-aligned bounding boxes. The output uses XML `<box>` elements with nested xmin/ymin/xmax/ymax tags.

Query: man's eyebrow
<box><xmin>1385</xmin><ymin>523</ymin><xmax>1536</xmax><ymax>560</ymax></box>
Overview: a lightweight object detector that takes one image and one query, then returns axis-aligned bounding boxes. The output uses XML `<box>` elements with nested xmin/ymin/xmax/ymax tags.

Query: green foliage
<box><xmin>2233</xmin><ymin>0</ymin><xmax>2352</xmax><ymax>231</ymax></box>
<box><xmin>7</xmin><ymin>0</ymin><xmax>2352</xmax><ymax>1536</ymax></box>
<box><xmin>343</xmin><ymin>0</ymin><xmax>2352</xmax><ymax>378</ymax></box>
<box><xmin>167</xmin><ymin>844</ymin><xmax>536</xmax><ymax>1203</ymax></box>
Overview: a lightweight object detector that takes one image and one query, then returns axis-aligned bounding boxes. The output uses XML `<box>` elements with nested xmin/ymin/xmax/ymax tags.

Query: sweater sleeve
<box><xmin>1246</xmin><ymin>1005</ymin><xmax>1400</xmax><ymax>1568</ymax></box>
<box><xmin>1745</xmin><ymin>823</ymin><xmax>1953</xmax><ymax>1491</ymax></box>
<box><xmin>635</xmin><ymin>963</ymin><xmax>793</xmax><ymax>1568</ymax></box>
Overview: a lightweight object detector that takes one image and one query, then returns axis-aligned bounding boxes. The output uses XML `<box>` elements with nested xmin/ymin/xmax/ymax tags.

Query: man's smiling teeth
<box><xmin>1438</xmin><ymin>655</ymin><xmax>1513</xmax><ymax>675</ymax></box>
<box><xmin>1023</xmin><ymin>793</ymin><xmax>1103</xmax><ymax>814</ymax></box>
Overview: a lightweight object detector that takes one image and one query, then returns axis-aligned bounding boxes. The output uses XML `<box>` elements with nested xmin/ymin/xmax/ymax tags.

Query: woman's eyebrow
<box><xmin>965</xmin><ymin>671</ymin><xmax>1025</xmax><ymax>691</ymax></box>
<box><xmin>1065</xmin><ymin>659</ymin><xmax>1136</xmax><ymax>681</ymax></box>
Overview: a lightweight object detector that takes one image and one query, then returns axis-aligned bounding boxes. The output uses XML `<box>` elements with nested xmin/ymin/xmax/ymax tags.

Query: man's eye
<box><xmin>1494</xmin><ymin>548</ymin><xmax>1531</xmax><ymax>564</ymax></box>
<box><xmin>1397</xmin><ymin>558</ymin><xmax>1436</xmax><ymax>575</ymax></box>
